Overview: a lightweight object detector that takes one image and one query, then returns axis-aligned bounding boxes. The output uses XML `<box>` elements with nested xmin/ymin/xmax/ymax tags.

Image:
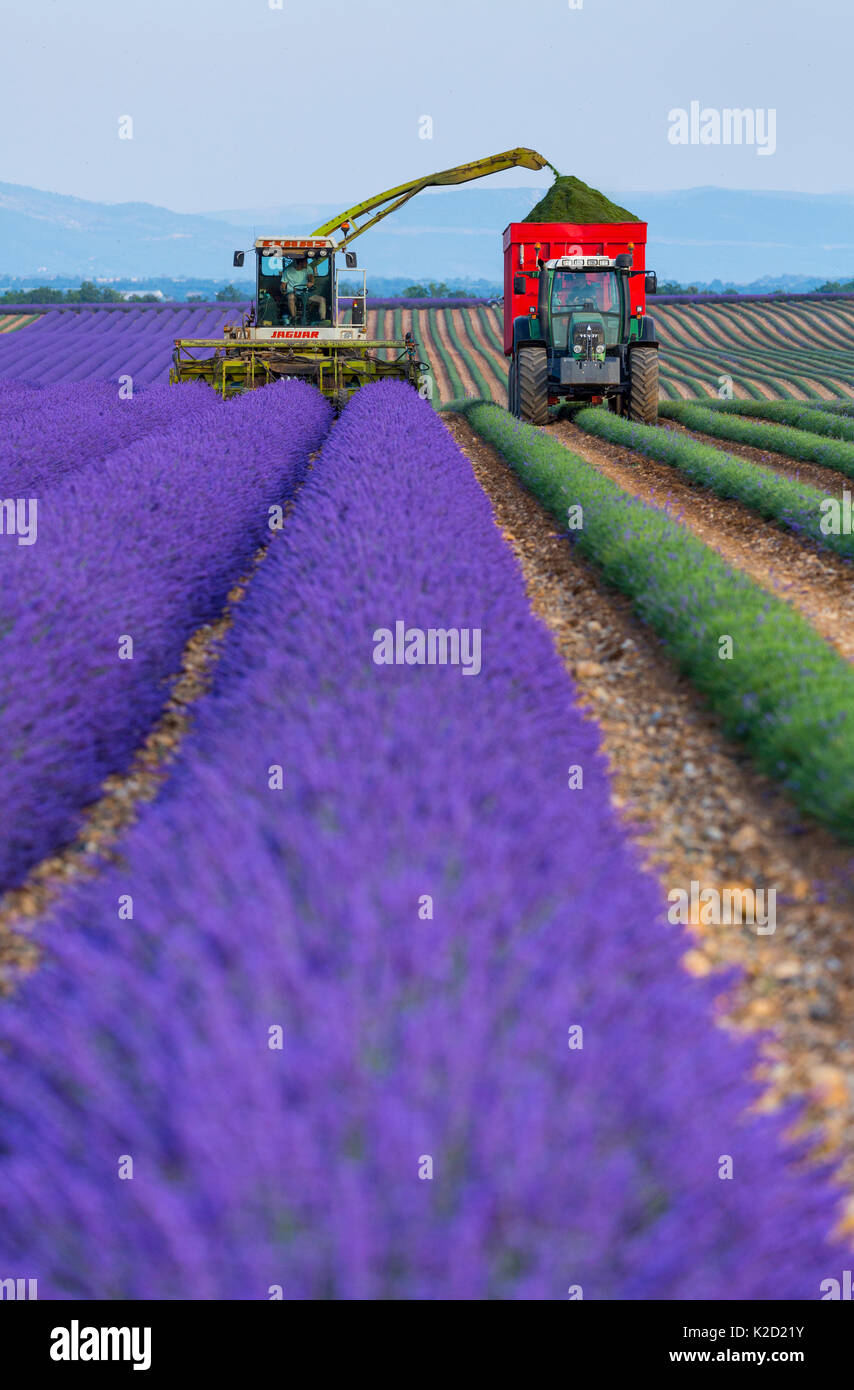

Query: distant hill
<box><xmin>621</xmin><ymin>186</ymin><xmax>854</xmax><ymax>284</ymax></box>
<box><xmin>0</xmin><ymin>182</ymin><xmax>244</xmax><ymax>279</ymax></box>
<box><xmin>661</xmin><ymin>273</ymin><xmax>835</xmax><ymax>295</ymax></box>
<box><xmin>2</xmin><ymin>181</ymin><xmax>854</xmax><ymax>284</ymax></box>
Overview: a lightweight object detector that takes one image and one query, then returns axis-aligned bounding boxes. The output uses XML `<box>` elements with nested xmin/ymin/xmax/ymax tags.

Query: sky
<box><xmin>2</xmin><ymin>0</ymin><xmax>852</xmax><ymax>212</ymax></box>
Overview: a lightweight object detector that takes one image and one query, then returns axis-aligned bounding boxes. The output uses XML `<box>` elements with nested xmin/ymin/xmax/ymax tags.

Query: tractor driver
<box><xmin>282</xmin><ymin>254</ymin><xmax>327</xmax><ymax>324</ymax></box>
<box><xmin>554</xmin><ymin>272</ymin><xmax>603</xmax><ymax>312</ymax></box>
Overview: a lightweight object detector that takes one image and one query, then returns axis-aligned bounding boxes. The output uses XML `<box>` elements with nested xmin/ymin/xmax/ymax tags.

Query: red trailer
<box><xmin>502</xmin><ymin>221</ymin><xmax>649</xmax><ymax>353</ymax></box>
<box><xmin>501</xmin><ymin>220</ymin><xmax>658</xmax><ymax>425</ymax></box>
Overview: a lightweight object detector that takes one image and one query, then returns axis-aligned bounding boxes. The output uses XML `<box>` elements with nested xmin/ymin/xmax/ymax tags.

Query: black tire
<box><xmin>517</xmin><ymin>344</ymin><xmax>549</xmax><ymax>426</ymax></box>
<box><xmin>628</xmin><ymin>346</ymin><xmax>659</xmax><ymax>425</ymax></box>
<box><xmin>507</xmin><ymin>360</ymin><xmax>517</xmax><ymax>415</ymax></box>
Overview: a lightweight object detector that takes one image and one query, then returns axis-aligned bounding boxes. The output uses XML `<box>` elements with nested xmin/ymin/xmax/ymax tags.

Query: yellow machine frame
<box><xmin>169</xmin><ymin>148</ymin><xmax>552</xmax><ymax>400</ymax></box>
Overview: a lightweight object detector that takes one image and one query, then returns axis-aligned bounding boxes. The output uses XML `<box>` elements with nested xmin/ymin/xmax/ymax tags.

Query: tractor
<box><xmin>504</xmin><ymin>226</ymin><xmax>660</xmax><ymax>426</ymax></box>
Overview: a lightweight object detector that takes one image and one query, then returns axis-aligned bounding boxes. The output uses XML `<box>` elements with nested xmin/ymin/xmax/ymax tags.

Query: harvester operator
<box><xmin>282</xmin><ymin>254</ymin><xmax>327</xmax><ymax>324</ymax></box>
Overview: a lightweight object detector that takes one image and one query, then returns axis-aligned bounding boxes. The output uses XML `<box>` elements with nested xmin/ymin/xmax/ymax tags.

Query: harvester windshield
<box><xmin>257</xmin><ymin>250</ymin><xmax>333</xmax><ymax>327</ymax></box>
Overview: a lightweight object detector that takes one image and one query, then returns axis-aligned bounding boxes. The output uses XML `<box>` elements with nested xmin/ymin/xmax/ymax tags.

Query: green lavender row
<box><xmin>672</xmin><ymin>398</ymin><xmax>854</xmax><ymax>442</ymax></box>
<box><xmin>575</xmin><ymin>406</ymin><xmax>854</xmax><ymax>561</ymax></box>
<box><xmin>657</xmin><ymin>400</ymin><xmax>854</xmax><ymax>477</ymax></box>
<box><xmin>450</xmin><ymin>398</ymin><xmax>854</xmax><ymax>838</ymax></box>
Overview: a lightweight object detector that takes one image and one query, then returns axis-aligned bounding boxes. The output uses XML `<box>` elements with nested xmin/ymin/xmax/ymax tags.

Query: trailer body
<box><xmin>502</xmin><ymin>222</ymin><xmax>648</xmax><ymax>354</ymax></box>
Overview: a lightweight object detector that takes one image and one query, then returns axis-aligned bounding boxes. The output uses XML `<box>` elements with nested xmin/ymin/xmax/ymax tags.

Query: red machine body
<box><xmin>502</xmin><ymin>221</ymin><xmax>648</xmax><ymax>355</ymax></box>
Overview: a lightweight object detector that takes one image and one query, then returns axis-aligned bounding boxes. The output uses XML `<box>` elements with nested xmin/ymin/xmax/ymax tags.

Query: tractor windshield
<box><xmin>256</xmin><ymin>250</ymin><xmax>333</xmax><ymax>327</ymax></box>
<box><xmin>550</xmin><ymin>270</ymin><xmax>624</xmax><ymax>349</ymax></box>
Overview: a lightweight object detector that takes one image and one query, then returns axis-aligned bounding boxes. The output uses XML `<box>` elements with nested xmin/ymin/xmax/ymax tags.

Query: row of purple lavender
<box><xmin>0</xmin><ymin>379</ymin><xmax>332</xmax><ymax>889</ymax></box>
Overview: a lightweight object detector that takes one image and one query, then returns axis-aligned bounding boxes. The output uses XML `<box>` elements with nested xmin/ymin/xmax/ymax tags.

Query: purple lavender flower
<box><xmin>0</xmin><ymin>378</ymin><xmax>332</xmax><ymax>888</ymax></box>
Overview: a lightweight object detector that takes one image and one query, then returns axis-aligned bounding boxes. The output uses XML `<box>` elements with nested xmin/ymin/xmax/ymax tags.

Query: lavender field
<box><xmin>0</xmin><ymin>379</ymin><xmax>331</xmax><ymax>889</ymax></box>
<box><xmin>0</xmin><ymin>305</ymin><xmax>250</xmax><ymax>387</ymax></box>
<box><xmin>5</xmin><ymin>295</ymin><xmax>853</xmax><ymax>404</ymax></box>
<box><xmin>0</xmin><ymin>381</ymin><xmax>843</xmax><ymax>1299</ymax></box>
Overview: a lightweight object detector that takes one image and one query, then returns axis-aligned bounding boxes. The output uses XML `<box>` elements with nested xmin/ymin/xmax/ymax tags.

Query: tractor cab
<box><xmin>539</xmin><ymin>257</ymin><xmax>629</xmax><ymax>357</ymax></box>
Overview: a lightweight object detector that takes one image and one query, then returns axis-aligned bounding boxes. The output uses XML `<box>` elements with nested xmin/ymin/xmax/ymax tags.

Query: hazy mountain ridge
<box><xmin>2</xmin><ymin>181</ymin><xmax>854</xmax><ymax>283</ymax></box>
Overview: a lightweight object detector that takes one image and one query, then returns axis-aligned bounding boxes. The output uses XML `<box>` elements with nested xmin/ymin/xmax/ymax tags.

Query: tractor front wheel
<box><xmin>507</xmin><ymin>360</ymin><xmax>517</xmax><ymax>415</ymax></box>
<box><xmin>516</xmin><ymin>345</ymin><xmax>549</xmax><ymax>426</ymax></box>
<box><xmin>628</xmin><ymin>346</ymin><xmax>659</xmax><ymax>425</ymax></box>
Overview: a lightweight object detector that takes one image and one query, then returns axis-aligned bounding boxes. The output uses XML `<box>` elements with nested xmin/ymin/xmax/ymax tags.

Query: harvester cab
<box><xmin>247</xmin><ymin>237</ymin><xmax>362</xmax><ymax>337</ymax></box>
<box><xmin>257</xmin><ymin>247</ymin><xmax>333</xmax><ymax>330</ymax></box>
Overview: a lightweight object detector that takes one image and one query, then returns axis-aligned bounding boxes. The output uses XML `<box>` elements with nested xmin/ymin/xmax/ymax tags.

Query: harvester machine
<box><xmin>170</xmin><ymin>230</ymin><xmax>419</xmax><ymax>406</ymax></box>
<box><xmin>170</xmin><ymin>148</ymin><xmax>552</xmax><ymax>407</ymax></box>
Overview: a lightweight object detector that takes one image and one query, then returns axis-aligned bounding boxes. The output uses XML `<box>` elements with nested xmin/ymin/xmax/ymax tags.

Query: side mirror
<box><xmin>645</xmin><ymin>271</ymin><xmax>657</xmax><ymax>296</ymax></box>
<box><xmin>345</xmin><ymin>251</ymin><xmax>357</xmax><ymax>269</ymax></box>
<box><xmin>233</xmin><ymin>251</ymin><xmax>245</xmax><ymax>268</ymax></box>
<box><xmin>513</xmin><ymin>274</ymin><xmax>526</xmax><ymax>294</ymax></box>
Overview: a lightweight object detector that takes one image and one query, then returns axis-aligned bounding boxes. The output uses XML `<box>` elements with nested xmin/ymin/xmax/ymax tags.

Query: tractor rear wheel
<box><xmin>516</xmin><ymin>345</ymin><xmax>549</xmax><ymax>426</ymax></box>
<box><xmin>628</xmin><ymin>346</ymin><xmax>659</xmax><ymax>425</ymax></box>
<box><xmin>507</xmin><ymin>360</ymin><xmax>517</xmax><ymax>415</ymax></box>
